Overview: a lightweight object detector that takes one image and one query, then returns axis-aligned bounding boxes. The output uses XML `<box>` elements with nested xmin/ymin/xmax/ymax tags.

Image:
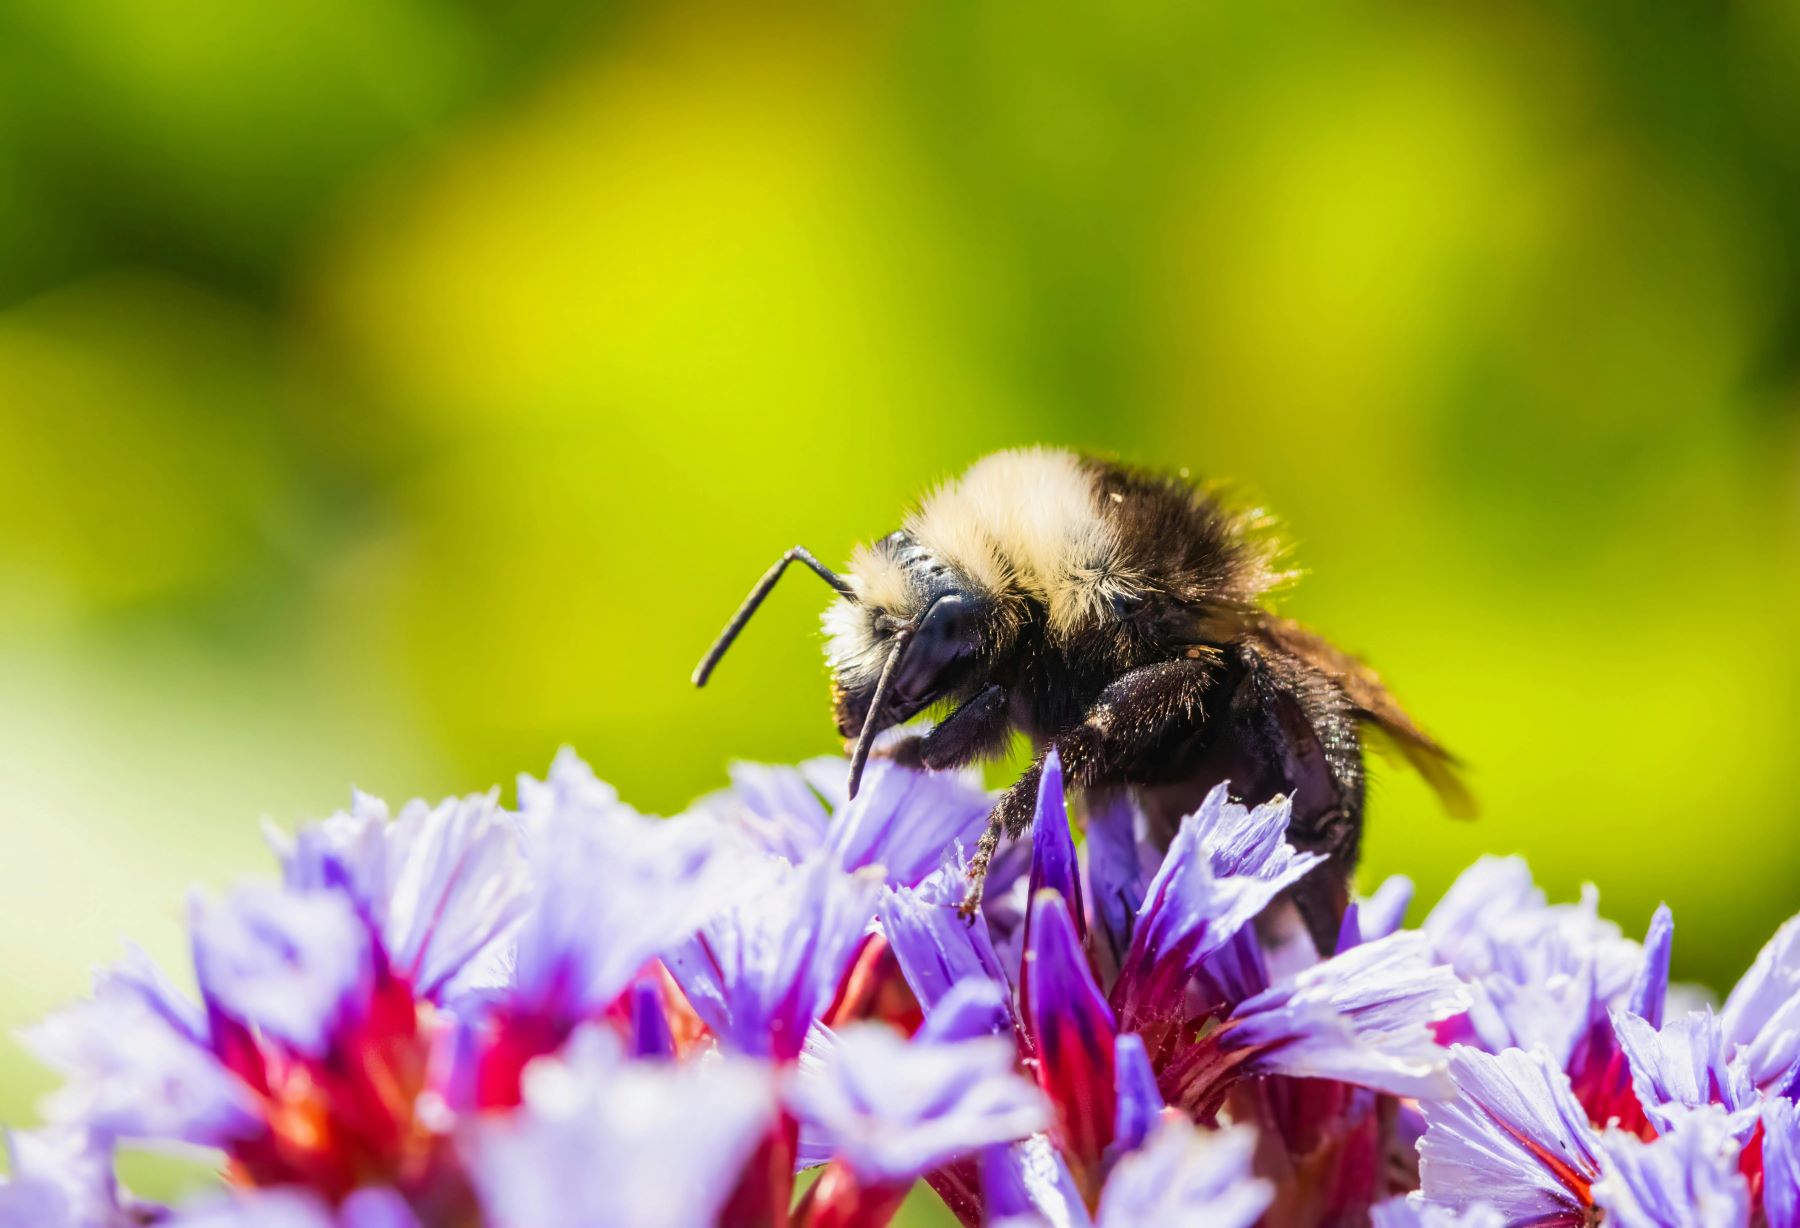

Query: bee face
<box><xmin>825</xmin><ymin>529</ymin><xmax>994</xmax><ymax>740</ymax></box>
<box><xmin>829</xmin><ymin>588</ymin><xmax>986</xmax><ymax>738</ymax></box>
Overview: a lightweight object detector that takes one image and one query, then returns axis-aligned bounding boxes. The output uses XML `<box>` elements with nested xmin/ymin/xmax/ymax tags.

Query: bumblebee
<box><xmin>694</xmin><ymin>448</ymin><xmax>1468</xmax><ymax>951</ymax></box>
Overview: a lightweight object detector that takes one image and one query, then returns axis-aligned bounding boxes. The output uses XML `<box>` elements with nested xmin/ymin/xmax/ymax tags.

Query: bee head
<box><xmin>823</xmin><ymin>532</ymin><xmax>997</xmax><ymax>760</ymax></box>
<box><xmin>692</xmin><ymin>531</ymin><xmax>1002</xmax><ymax>798</ymax></box>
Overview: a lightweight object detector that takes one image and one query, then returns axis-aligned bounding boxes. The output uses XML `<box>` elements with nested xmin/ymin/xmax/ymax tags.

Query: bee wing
<box><xmin>1254</xmin><ymin>616</ymin><xmax>1476</xmax><ymax>819</ymax></box>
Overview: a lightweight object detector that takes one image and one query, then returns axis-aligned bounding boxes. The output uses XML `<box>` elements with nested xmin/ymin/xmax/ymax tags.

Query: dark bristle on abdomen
<box><xmin>1077</xmin><ymin>455</ymin><xmax>1267</xmax><ymax>610</ymax></box>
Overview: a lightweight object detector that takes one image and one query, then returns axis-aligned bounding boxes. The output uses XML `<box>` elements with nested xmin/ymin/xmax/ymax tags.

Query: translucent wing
<box><xmin>1254</xmin><ymin>617</ymin><xmax>1476</xmax><ymax>820</ymax></box>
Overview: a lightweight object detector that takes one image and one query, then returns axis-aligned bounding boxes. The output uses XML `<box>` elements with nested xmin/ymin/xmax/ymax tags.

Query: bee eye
<box><xmin>889</xmin><ymin>592</ymin><xmax>977</xmax><ymax>707</ymax></box>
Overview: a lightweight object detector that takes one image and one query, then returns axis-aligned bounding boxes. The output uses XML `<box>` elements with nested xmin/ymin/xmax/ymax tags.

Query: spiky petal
<box><xmin>1112</xmin><ymin>787</ymin><xmax>1323</xmax><ymax>1038</ymax></box>
<box><xmin>1591</xmin><ymin>1107</ymin><xmax>1750</xmax><ymax>1228</ymax></box>
<box><xmin>1611</xmin><ymin>1009</ymin><xmax>1758</xmax><ymax>1140</ymax></box>
<box><xmin>1225</xmin><ymin>932</ymin><xmax>1468</xmax><ymax>1100</ymax></box>
<box><xmin>467</xmin><ymin>1028</ymin><xmax>778</xmax><ymax>1228</ymax></box>
<box><xmin>1722</xmin><ymin>913</ymin><xmax>1800</xmax><ymax>1091</ymax></box>
<box><xmin>665</xmin><ymin>855</ymin><xmax>882</xmax><ymax>1060</ymax></box>
<box><xmin>788</xmin><ymin>1022</ymin><xmax>1047</xmax><ymax>1186</ymax></box>
<box><xmin>1023</xmin><ymin>891</ymin><xmax>1119</xmax><ymax>1195</ymax></box>
<box><xmin>1093</xmin><ymin>1121</ymin><xmax>1271</xmax><ymax>1228</ymax></box>
<box><xmin>1415</xmin><ymin>1046</ymin><xmax>1604</xmax><ymax>1226</ymax></box>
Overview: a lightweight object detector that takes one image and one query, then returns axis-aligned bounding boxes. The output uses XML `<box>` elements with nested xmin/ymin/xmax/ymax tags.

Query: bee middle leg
<box><xmin>958</xmin><ymin>659</ymin><xmax>1214</xmax><ymax>918</ymax></box>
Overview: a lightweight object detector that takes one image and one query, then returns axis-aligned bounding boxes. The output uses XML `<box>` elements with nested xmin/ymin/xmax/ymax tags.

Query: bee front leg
<box><xmin>887</xmin><ymin>685</ymin><xmax>1011</xmax><ymax>772</ymax></box>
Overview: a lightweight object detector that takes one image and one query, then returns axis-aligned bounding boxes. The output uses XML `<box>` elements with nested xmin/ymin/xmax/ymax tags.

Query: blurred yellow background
<box><xmin>2</xmin><ymin>0</ymin><xmax>1798</xmax><ymax>1216</ymax></box>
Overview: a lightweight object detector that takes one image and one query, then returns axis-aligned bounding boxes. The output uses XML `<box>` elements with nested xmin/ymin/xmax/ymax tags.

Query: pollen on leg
<box><xmin>958</xmin><ymin>822</ymin><xmax>1003</xmax><ymax>921</ymax></box>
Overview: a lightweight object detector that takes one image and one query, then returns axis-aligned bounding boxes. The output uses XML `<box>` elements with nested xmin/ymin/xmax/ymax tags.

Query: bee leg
<box><xmin>884</xmin><ymin>736</ymin><xmax>929</xmax><ymax>769</ymax></box>
<box><xmin>958</xmin><ymin>767</ymin><xmax>1040</xmax><ymax>920</ymax></box>
<box><xmin>958</xmin><ymin>660</ymin><xmax>1216</xmax><ymax>919</ymax></box>
<box><xmin>1291</xmin><ymin>853</ymin><xmax>1353</xmax><ymax>959</ymax></box>
<box><xmin>885</xmin><ymin>685</ymin><xmax>1010</xmax><ymax>771</ymax></box>
<box><xmin>919</xmin><ymin>685</ymin><xmax>1012</xmax><ymax>769</ymax></box>
<box><xmin>1227</xmin><ymin>640</ymin><xmax>1368</xmax><ymax>957</ymax></box>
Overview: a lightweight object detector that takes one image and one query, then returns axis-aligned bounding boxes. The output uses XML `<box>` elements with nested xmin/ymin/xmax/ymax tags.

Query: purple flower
<box><xmin>1611</xmin><ymin>1009</ymin><xmax>1758</xmax><ymax>1140</ymax></box>
<box><xmin>979</xmin><ymin>835</ymin><xmax>1038</xmax><ymax>996</ymax></box>
<box><xmin>1223</xmin><ymin>931</ymin><xmax>1469</xmax><ymax>1100</ymax></box>
<box><xmin>1112</xmin><ymin>786</ymin><xmax>1324</xmax><ymax>1035</ymax></box>
<box><xmin>694</xmin><ymin>758</ymin><xmax>839</xmax><ymax>864</ymax></box>
<box><xmin>1721</xmin><ymin>913</ymin><xmax>1800</xmax><ymax>1091</ymax></box>
<box><xmin>1424</xmin><ymin>860</ymin><xmax>1640</xmax><ymax>1006</ymax></box>
<box><xmin>1108</xmin><ymin>1033</ymin><xmax>1163</xmax><ymax>1158</ymax></box>
<box><xmin>1093</xmin><ymin>1121</ymin><xmax>1271</xmax><ymax>1228</ymax></box>
<box><xmin>507</xmin><ymin>759</ymin><xmax>740</xmax><ymax>1027</ymax></box>
<box><xmin>1764</xmin><ymin>1097</ymin><xmax>1800</xmax><ymax>1228</ymax></box>
<box><xmin>628</xmin><ymin>979</ymin><xmax>677</xmax><ymax>1060</ymax></box>
<box><xmin>825</xmin><ymin>759</ymin><xmax>991</xmax><ymax>887</ymax></box>
<box><xmin>664</xmin><ymin>854</ymin><xmax>882</xmax><ymax>1059</ymax></box>
<box><xmin>29</xmin><ymin>753</ymin><xmax>755</xmax><ymax>1202</ymax></box>
<box><xmin>1462</xmin><ymin>951</ymin><xmax>1598</xmax><ymax>1070</ymax></box>
<box><xmin>980</xmin><ymin>1134</ymin><xmax>1089</xmax><ymax>1228</ymax></box>
<box><xmin>1415</xmin><ymin>1046</ymin><xmax>1604</xmax><ymax>1226</ymax></box>
<box><xmin>1369</xmin><ymin>1200</ymin><xmax>1505</xmax><ymax>1228</ymax></box>
<box><xmin>0</xmin><ymin>1130</ymin><xmax>140</xmax><ymax>1228</ymax></box>
<box><xmin>1591</xmin><ymin>1107</ymin><xmax>1751</xmax><ymax>1228</ymax></box>
<box><xmin>788</xmin><ymin>1021</ymin><xmax>1049</xmax><ymax>1184</ymax></box>
<box><xmin>1023</xmin><ymin>890</ymin><xmax>1119</xmax><ymax>1191</ymax></box>
<box><xmin>1471</xmin><ymin>907</ymin><xmax>1636</xmax><ymax>1069</ymax></box>
<box><xmin>697</xmin><ymin>755</ymin><xmax>989</xmax><ymax>888</ymax></box>
<box><xmin>1081</xmin><ymin>791</ymin><xmax>1157</xmax><ymax>978</ymax></box>
<box><xmin>878</xmin><ymin>857</ymin><xmax>1012</xmax><ymax>1016</ymax></box>
<box><xmin>916</xmin><ymin>978</ymin><xmax>1013</xmax><ymax>1043</ymax></box>
<box><xmin>466</xmin><ymin>1027</ymin><xmax>778</xmax><ymax>1228</ymax></box>
<box><xmin>167</xmin><ymin>1188</ymin><xmax>422</xmax><ymax>1228</ymax></box>
<box><xmin>979</xmin><ymin>1121</ymin><xmax>1270</xmax><ymax>1228</ymax></box>
<box><xmin>190</xmin><ymin>885</ymin><xmax>375</xmax><ymax>1057</ymax></box>
<box><xmin>1630</xmin><ymin>904</ymin><xmax>1674</xmax><ymax>1028</ymax></box>
<box><xmin>1561</xmin><ymin>905</ymin><xmax>1676</xmax><ymax>1130</ymax></box>
<box><xmin>22</xmin><ymin>744</ymin><xmax>1800</xmax><ymax>1228</ymax></box>
<box><xmin>1340</xmin><ymin>875</ymin><xmax>1415</xmax><ymax>951</ymax></box>
<box><xmin>28</xmin><ymin>885</ymin><xmax>467</xmax><ymax>1202</ymax></box>
<box><xmin>791</xmin><ymin>979</ymin><xmax>1022</xmax><ymax>1172</ymax></box>
<box><xmin>22</xmin><ymin>952</ymin><xmax>256</xmax><ymax>1148</ymax></box>
<box><xmin>271</xmin><ymin>787</ymin><xmax>528</xmax><ymax>1002</ymax></box>
<box><xmin>1423</xmin><ymin>859</ymin><xmax>1657</xmax><ymax>1126</ymax></box>
<box><xmin>1026</xmin><ymin>749</ymin><xmax>1084</xmax><ymax>940</ymax></box>
<box><xmin>514</xmin><ymin>744</ymin><xmax>635</xmax><ymax>821</ymax></box>
<box><xmin>1420</xmin><ymin>857</ymin><xmax>1543</xmax><ymax>970</ymax></box>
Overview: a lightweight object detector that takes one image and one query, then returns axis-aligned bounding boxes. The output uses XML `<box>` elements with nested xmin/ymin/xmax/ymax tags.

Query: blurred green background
<box><xmin>2</xmin><ymin>0</ymin><xmax>1799</xmax><ymax>1216</ymax></box>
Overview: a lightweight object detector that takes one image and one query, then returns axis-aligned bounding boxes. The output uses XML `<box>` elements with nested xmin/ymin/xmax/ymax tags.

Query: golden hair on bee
<box><xmin>905</xmin><ymin>447</ymin><xmax>1143</xmax><ymax>637</ymax></box>
<box><xmin>821</xmin><ymin>447</ymin><xmax>1281</xmax><ymax>690</ymax></box>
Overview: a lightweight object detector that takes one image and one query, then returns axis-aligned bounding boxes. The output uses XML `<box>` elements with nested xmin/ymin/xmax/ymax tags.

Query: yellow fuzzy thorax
<box><xmin>823</xmin><ymin>448</ymin><xmax>1142</xmax><ymax>688</ymax></box>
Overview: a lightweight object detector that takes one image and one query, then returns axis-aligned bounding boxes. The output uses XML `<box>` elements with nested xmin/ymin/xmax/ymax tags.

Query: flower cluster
<box><xmin>3</xmin><ymin>746</ymin><xmax>1799</xmax><ymax>1228</ymax></box>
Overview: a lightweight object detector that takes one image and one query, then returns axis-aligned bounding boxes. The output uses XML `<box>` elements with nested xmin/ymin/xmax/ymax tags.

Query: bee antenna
<box><xmin>692</xmin><ymin>547</ymin><xmax>856</xmax><ymax>687</ymax></box>
<box><xmin>846</xmin><ymin>625</ymin><xmax>913</xmax><ymax>799</ymax></box>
